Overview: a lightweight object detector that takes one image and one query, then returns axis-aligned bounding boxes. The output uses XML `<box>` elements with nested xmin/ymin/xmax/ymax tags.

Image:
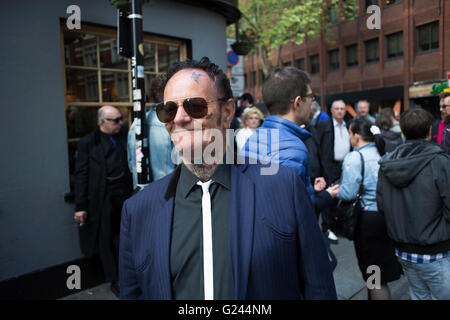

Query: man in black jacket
<box><xmin>74</xmin><ymin>105</ymin><xmax>133</xmax><ymax>295</ymax></box>
<box><xmin>377</xmin><ymin>107</ymin><xmax>450</xmax><ymax>300</ymax></box>
<box><xmin>314</xmin><ymin>100</ymin><xmax>351</xmax><ymax>242</ymax></box>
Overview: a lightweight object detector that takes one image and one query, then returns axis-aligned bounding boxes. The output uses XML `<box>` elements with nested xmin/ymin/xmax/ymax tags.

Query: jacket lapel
<box><xmin>156</xmin><ymin>165</ymin><xmax>181</xmax><ymax>299</ymax></box>
<box><xmin>229</xmin><ymin>164</ymin><xmax>255</xmax><ymax>299</ymax></box>
<box><xmin>155</xmin><ymin>193</ymin><xmax>174</xmax><ymax>299</ymax></box>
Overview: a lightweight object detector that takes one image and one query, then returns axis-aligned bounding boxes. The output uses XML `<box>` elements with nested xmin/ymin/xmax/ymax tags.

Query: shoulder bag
<box><xmin>331</xmin><ymin>151</ymin><xmax>364</xmax><ymax>241</ymax></box>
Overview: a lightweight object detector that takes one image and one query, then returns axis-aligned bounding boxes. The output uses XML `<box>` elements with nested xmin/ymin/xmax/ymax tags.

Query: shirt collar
<box><xmin>178</xmin><ymin>163</ymin><xmax>231</xmax><ymax>199</ymax></box>
<box><xmin>333</xmin><ymin>118</ymin><xmax>346</xmax><ymax>127</ymax></box>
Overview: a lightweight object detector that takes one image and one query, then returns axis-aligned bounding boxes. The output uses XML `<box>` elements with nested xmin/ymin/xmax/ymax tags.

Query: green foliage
<box><xmin>431</xmin><ymin>82</ymin><xmax>449</xmax><ymax>95</ymax></box>
<box><xmin>238</xmin><ymin>0</ymin><xmax>358</xmax><ymax>76</ymax></box>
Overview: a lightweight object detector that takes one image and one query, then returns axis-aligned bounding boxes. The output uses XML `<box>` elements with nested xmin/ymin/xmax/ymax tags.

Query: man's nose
<box><xmin>173</xmin><ymin>104</ymin><xmax>192</xmax><ymax>124</ymax></box>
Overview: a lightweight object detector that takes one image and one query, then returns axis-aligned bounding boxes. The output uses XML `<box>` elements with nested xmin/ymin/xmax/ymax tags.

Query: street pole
<box><xmin>129</xmin><ymin>0</ymin><xmax>151</xmax><ymax>189</ymax></box>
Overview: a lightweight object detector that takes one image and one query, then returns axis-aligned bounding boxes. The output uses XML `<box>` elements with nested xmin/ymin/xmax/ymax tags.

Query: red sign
<box><xmin>447</xmin><ymin>71</ymin><xmax>450</xmax><ymax>88</ymax></box>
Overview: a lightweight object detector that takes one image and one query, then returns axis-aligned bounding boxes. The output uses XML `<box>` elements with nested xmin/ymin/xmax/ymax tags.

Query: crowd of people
<box><xmin>73</xmin><ymin>58</ymin><xmax>450</xmax><ymax>300</ymax></box>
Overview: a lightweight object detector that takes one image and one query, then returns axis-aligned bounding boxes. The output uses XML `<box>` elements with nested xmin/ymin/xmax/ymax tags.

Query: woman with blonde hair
<box><xmin>235</xmin><ymin>107</ymin><xmax>264</xmax><ymax>152</ymax></box>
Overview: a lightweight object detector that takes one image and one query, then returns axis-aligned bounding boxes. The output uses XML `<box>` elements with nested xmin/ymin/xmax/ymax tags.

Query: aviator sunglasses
<box><xmin>104</xmin><ymin>116</ymin><xmax>124</xmax><ymax>124</ymax></box>
<box><xmin>155</xmin><ymin>97</ymin><xmax>229</xmax><ymax>123</ymax></box>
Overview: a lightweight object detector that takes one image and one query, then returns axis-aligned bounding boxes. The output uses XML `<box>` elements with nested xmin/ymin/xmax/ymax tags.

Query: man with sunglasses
<box><xmin>431</xmin><ymin>91</ymin><xmax>450</xmax><ymax>150</ymax></box>
<box><xmin>74</xmin><ymin>105</ymin><xmax>133</xmax><ymax>297</ymax></box>
<box><xmin>119</xmin><ymin>57</ymin><xmax>336</xmax><ymax>300</ymax></box>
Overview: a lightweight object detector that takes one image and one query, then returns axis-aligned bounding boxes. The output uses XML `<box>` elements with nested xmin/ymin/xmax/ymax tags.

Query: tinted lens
<box><xmin>156</xmin><ymin>101</ymin><xmax>178</xmax><ymax>123</ymax></box>
<box><xmin>183</xmin><ymin>97</ymin><xmax>208</xmax><ymax>119</ymax></box>
<box><xmin>114</xmin><ymin>116</ymin><xmax>124</xmax><ymax>123</ymax></box>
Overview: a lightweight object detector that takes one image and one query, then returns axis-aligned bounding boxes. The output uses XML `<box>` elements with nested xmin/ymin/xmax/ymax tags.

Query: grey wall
<box><xmin>0</xmin><ymin>0</ymin><xmax>227</xmax><ymax>281</ymax></box>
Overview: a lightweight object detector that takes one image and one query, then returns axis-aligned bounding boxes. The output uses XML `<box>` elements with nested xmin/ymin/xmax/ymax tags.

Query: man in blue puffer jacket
<box><xmin>241</xmin><ymin>67</ymin><xmax>339</xmax><ymax>214</ymax></box>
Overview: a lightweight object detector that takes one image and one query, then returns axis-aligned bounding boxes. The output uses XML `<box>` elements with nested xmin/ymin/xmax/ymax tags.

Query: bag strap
<box><xmin>356</xmin><ymin>151</ymin><xmax>365</xmax><ymax>201</ymax></box>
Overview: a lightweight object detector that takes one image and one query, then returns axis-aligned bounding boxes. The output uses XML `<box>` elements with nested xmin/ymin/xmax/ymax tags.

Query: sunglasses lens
<box><xmin>183</xmin><ymin>97</ymin><xmax>208</xmax><ymax>119</ymax></box>
<box><xmin>156</xmin><ymin>101</ymin><xmax>178</xmax><ymax>123</ymax></box>
<box><xmin>114</xmin><ymin>116</ymin><xmax>124</xmax><ymax>124</ymax></box>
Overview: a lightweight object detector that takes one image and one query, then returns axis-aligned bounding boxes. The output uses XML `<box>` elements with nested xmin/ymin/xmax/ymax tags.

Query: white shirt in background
<box><xmin>333</xmin><ymin>118</ymin><xmax>350</xmax><ymax>161</ymax></box>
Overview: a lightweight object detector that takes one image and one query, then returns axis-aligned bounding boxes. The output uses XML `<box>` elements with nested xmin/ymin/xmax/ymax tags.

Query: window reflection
<box><xmin>143</xmin><ymin>43</ymin><xmax>156</xmax><ymax>72</ymax></box>
<box><xmin>158</xmin><ymin>44</ymin><xmax>179</xmax><ymax>73</ymax></box>
<box><xmin>99</xmin><ymin>37</ymin><xmax>128</xmax><ymax>69</ymax></box>
<box><xmin>101</xmin><ymin>71</ymin><xmax>130</xmax><ymax>102</ymax></box>
<box><xmin>64</xmin><ymin>32</ymin><xmax>98</xmax><ymax>67</ymax></box>
<box><xmin>66</xmin><ymin>69</ymin><xmax>99</xmax><ymax>102</ymax></box>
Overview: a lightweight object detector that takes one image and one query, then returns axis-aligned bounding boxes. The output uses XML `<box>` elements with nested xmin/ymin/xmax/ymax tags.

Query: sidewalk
<box><xmin>61</xmin><ymin>237</ymin><xmax>410</xmax><ymax>300</ymax></box>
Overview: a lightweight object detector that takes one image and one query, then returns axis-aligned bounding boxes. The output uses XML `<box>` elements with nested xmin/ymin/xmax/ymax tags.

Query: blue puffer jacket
<box><xmin>240</xmin><ymin>115</ymin><xmax>315</xmax><ymax>206</ymax></box>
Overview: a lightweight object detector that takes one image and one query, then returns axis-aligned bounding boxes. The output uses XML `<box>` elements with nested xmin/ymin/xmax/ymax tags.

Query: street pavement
<box><xmin>61</xmin><ymin>236</ymin><xmax>410</xmax><ymax>300</ymax></box>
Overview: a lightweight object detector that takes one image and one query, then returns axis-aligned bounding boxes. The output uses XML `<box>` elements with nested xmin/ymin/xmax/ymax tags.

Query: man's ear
<box><xmin>222</xmin><ymin>98</ymin><xmax>235</xmax><ymax>127</ymax></box>
<box><xmin>293</xmin><ymin>96</ymin><xmax>302</xmax><ymax>111</ymax></box>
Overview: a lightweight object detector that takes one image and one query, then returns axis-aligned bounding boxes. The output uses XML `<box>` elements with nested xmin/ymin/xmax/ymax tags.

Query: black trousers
<box><xmin>98</xmin><ymin>184</ymin><xmax>131</xmax><ymax>283</ymax></box>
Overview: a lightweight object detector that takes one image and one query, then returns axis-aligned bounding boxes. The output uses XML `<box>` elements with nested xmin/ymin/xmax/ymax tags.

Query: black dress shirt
<box><xmin>170</xmin><ymin>163</ymin><xmax>233</xmax><ymax>299</ymax></box>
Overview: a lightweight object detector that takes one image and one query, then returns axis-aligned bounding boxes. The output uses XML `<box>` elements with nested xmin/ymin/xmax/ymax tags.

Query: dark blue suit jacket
<box><xmin>119</xmin><ymin>163</ymin><xmax>337</xmax><ymax>299</ymax></box>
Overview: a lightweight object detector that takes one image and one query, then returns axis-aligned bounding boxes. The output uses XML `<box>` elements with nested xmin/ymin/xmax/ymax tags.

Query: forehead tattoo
<box><xmin>191</xmin><ymin>72</ymin><xmax>203</xmax><ymax>84</ymax></box>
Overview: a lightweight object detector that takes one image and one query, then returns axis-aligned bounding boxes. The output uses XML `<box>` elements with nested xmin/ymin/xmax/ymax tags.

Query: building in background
<box><xmin>243</xmin><ymin>0</ymin><xmax>449</xmax><ymax>119</ymax></box>
<box><xmin>0</xmin><ymin>0</ymin><xmax>239</xmax><ymax>299</ymax></box>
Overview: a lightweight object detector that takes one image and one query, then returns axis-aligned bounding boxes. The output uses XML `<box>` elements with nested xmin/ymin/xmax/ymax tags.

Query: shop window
<box><xmin>346</xmin><ymin>44</ymin><xmax>358</xmax><ymax>67</ymax></box>
<box><xmin>310</xmin><ymin>54</ymin><xmax>320</xmax><ymax>75</ymax></box>
<box><xmin>365</xmin><ymin>38</ymin><xmax>379</xmax><ymax>63</ymax></box>
<box><xmin>386</xmin><ymin>32</ymin><xmax>403</xmax><ymax>58</ymax></box>
<box><xmin>328</xmin><ymin>49</ymin><xmax>340</xmax><ymax>71</ymax></box>
<box><xmin>417</xmin><ymin>21</ymin><xmax>439</xmax><ymax>53</ymax></box>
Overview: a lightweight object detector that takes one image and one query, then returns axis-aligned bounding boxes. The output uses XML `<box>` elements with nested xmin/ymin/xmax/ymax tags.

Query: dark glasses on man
<box><xmin>105</xmin><ymin>116</ymin><xmax>124</xmax><ymax>124</ymax></box>
<box><xmin>155</xmin><ymin>97</ymin><xmax>229</xmax><ymax>123</ymax></box>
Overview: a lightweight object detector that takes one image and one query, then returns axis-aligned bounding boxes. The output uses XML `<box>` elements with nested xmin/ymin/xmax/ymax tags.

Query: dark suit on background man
<box><xmin>315</xmin><ymin>117</ymin><xmax>349</xmax><ymax>184</ymax></box>
<box><xmin>314</xmin><ymin>101</ymin><xmax>350</xmax><ymax>240</ymax></box>
<box><xmin>75</xmin><ymin>106</ymin><xmax>132</xmax><ymax>288</ymax></box>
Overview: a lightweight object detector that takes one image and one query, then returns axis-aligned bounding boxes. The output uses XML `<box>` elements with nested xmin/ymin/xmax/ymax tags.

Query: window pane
<box><xmin>64</xmin><ymin>32</ymin><xmax>97</xmax><ymax>67</ymax></box>
<box><xmin>143</xmin><ymin>43</ymin><xmax>156</xmax><ymax>72</ymax></box>
<box><xmin>66</xmin><ymin>68</ymin><xmax>99</xmax><ymax>102</ymax></box>
<box><xmin>431</xmin><ymin>22</ymin><xmax>439</xmax><ymax>49</ymax></box>
<box><xmin>365</xmin><ymin>39</ymin><xmax>379</xmax><ymax>62</ymax></box>
<box><xmin>418</xmin><ymin>25</ymin><xmax>430</xmax><ymax>51</ymax></box>
<box><xmin>101</xmin><ymin>71</ymin><xmax>130</xmax><ymax>102</ymax></box>
<box><xmin>346</xmin><ymin>44</ymin><xmax>358</xmax><ymax>67</ymax></box>
<box><xmin>144</xmin><ymin>74</ymin><xmax>157</xmax><ymax>103</ymax></box>
<box><xmin>251</xmin><ymin>71</ymin><xmax>256</xmax><ymax>87</ymax></box>
<box><xmin>296</xmin><ymin>58</ymin><xmax>305</xmax><ymax>70</ymax></box>
<box><xmin>158</xmin><ymin>44</ymin><xmax>180</xmax><ymax>73</ymax></box>
<box><xmin>310</xmin><ymin>55</ymin><xmax>320</xmax><ymax>74</ymax></box>
<box><xmin>329</xmin><ymin>49</ymin><xmax>339</xmax><ymax>71</ymax></box>
<box><xmin>99</xmin><ymin>37</ymin><xmax>128</xmax><ymax>70</ymax></box>
<box><xmin>66</xmin><ymin>106</ymin><xmax>100</xmax><ymax>140</ymax></box>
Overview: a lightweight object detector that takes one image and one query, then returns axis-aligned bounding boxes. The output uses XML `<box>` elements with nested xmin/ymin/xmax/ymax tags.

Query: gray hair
<box><xmin>356</xmin><ymin>100</ymin><xmax>370</xmax><ymax>110</ymax></box>
<box><xmin>331</xmin><ymin>100</ymin><xmax>346</xmax><ymax>109</ymax></box>
<box><xmin>311</xmin><ymin>101</ymin><xmax>321</xmax><ymax>112</ymax></box>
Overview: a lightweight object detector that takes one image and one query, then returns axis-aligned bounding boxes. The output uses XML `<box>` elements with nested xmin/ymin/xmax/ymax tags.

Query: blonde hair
<box><xmin>241</xmin><ymin>107</ymin><xmax>265</xmax><ymax>128</ymax></box>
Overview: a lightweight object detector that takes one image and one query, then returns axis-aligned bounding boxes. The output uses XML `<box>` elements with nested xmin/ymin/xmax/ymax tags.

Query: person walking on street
<box><xmin>74</xmin><ymin>105</ymin><xmax>133</xmax><ymax>296</ymax></box>
<box><xmin>337</xmin><ymin>118</ymin><xmax>402</xmax><ymax>300</ymax></box>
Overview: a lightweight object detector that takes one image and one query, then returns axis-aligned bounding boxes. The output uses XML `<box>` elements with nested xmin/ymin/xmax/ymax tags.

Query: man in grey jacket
<box><xmin>377</xmin><ymin>107</ymin><xmax>450</xmax><ymax>300</ymax></box>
